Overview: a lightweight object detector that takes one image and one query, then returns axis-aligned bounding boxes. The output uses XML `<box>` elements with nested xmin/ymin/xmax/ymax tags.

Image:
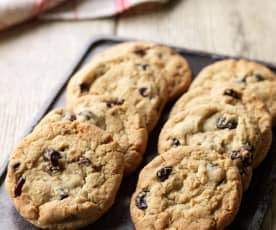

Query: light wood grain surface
<box><xmin>0</xmin><ymin>0</ymin><xmax>275</xmax><ymax>229</ymax></box>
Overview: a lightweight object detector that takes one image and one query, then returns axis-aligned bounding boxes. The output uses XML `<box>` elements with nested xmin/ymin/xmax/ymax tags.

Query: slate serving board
<box><xmin>1</xmin><ymin>36</ymin><xmax>276</xmax><ymax>230</ymax></box>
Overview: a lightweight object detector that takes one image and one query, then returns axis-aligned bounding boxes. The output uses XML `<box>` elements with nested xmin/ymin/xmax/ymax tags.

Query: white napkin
<box><xmin>0</xmin><ymin>0</ymin><xmax>168</xmax><ymax>31</ymax></box>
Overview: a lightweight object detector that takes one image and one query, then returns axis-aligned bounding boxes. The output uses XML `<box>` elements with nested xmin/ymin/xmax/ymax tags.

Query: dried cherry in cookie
<box><xmin>43</xmin><ymin>149</ymin><xmax>61</xmax><ymax>167</ymax></box>
<box><xmin>254</xmin><ymin>73</ymin><xmax>264</xmax><ymax>81</ymax></box>
<box><xmin>134</xmin><ymin>48</ymin><xmax>146</xmax><ymax>56</ymax></box>
<box><xmin>58</xmin><ymin>189</ymin><xmax>69</xmax><ymax>200</ymax></box>
<box><xmin>216</xmin><ymin>116</ymin><xmax>238</xmax><ymax>129</ymax></box>
<box><xmin>11</xmin><ymin>162</ymin><xmax>20</xmax><ymax>171</ymax></box>
<box><xmin>79</xmin><ymin>83</ymin><xmax>90</xmax><ymax>93</ymax></box>
<box><xmin>14</xmin><ymin>177</ymin><xmax>25</xmax><ymax>197</ymax></box>
<box><xmin>62</xmin><ymin>111</ymin><xmax>76</xmax><ymax>121</ymax></box>
<box><xmin>156</xmin><ymin>166</ymin><xmax>172</xmax><ymax>182</ymax></box>
<box><xmin>43</xmin><ymin>149</ymin><xmax>62</xmax><ymax>175</ymax></box>
<box><xmin>243</xmin><ymin>73</ymin><xmax>265</xmax><ymax>82</ymax></box>
<box><xmin>139</xmin><ymin>87</ymin><xmax>149</xmax><ymax>97</ymax></box>
<box><xmin>171</xmin><ymin>138</ymin><xmax>180</xmax><ymax>147</ymax></box>
<box><xmin>106</xmin><ymin>98</ymin><xmax>125</xmax><ymax>108</ymax></box>
<box><xmin>138</xmin><ymin>63</ymin><xmax>149</xmax><ymax>71</ymax></box>
<box><xmin>230</xmin><ymin>145</ymin><xmax>254</xmax><ymax>168</ymax></box>
<box><xmin>135</xmin><ymin>189</ymin><xmax>149</xmax><ymax>210</ymax></box>
<box><xmin>223</xmin><ymin>89</ymin><xmax>241</xmax><ymax>99</ymax></box>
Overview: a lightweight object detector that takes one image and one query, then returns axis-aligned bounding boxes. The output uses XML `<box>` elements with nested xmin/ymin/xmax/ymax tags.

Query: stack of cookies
<box><xmin>5</xmin><ymin>41</ymin><xmax>192</xmax><ymax>229</ymax></box>
<box><xmin>131</xmin><ymin>59</ymin><xmax>275</xmax><ymax>229</ymax></box>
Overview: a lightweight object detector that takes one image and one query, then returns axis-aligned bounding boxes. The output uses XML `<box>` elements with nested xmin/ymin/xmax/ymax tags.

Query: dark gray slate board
<box><xmin>1</xmin><ymin>36</ymin><xmax>276</xmax><ymax>230</ymax></box>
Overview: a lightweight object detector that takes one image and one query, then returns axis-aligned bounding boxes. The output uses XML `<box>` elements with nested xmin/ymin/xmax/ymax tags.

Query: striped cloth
<box><xmin>0</xmin><ymin>0</ymin><xmax>168</xmax><ymax>31</ymax></box>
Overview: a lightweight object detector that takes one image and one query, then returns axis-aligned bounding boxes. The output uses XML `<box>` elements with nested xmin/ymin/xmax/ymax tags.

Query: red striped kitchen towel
<box><xmin>0</xmin><ymin>0</ymin><xmax>168</xmax><ymax>31</ymax></box>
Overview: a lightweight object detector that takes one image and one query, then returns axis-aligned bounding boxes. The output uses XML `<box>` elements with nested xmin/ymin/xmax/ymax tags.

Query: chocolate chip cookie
<box><xmin>5</xmin><ymin>121</ymin><xmax>124</xmax><ymax>229</ymax></box>
<box><xmin>159</xmin><ymin>103</ymin><xmax>264</xmax><ymax>190</ymax></box>
<box><xmin>130</xmin><ymin>146</ymin><xmax>242</xmax><ymax>230</ymax></box>
<box><xmin>169</xmin><ymin>83</ymin><xmax>244</xmax><ymax>117</ymax></box>
<box><xmin>93</xmin><ymin>41</ymin><xmax>192</xmax><ymax>100</ymax></box>
<box><xmin>190</xmin><ymin>59</ymin><xmax>276</xmax><ymax>125</ymax></box>
<box><xmin>66</xmin><ymin>56</ymin><xmax>169</xmax><ymax>131</ymax></box>
<box><xmin>169</xmin><ymin>83</ymin><xmax>272</xmax><ymax>168</ymax></box>
<box><xmin>246</xmin><ymin>80</ymin><xmax>276</xmax><ymax>125</ymax></box>
<box><xmin>70</xmin><ymin>95</ymin><xmax>148</xmax><ymax>175</ymax></box>
<box><xmin>37</xmin><ymin>95</ymin><xmax>148</xmax><ymax>175</ymax></box>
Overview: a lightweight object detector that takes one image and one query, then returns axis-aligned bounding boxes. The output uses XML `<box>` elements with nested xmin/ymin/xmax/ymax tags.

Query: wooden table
<box><xmin>0</xmin><ymin>0</ymin><xmax>275</xmax><ymax>229</ymax></box>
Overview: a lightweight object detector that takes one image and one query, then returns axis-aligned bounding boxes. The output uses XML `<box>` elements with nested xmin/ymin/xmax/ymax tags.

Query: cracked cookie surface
<box><xmin>70</xmin><ymin>95</ymin><xmax>148</xmax><ymax>175</ymax></box>
<box><xmin>190</xmin><ymin>59</ymin><xmax>276</xmax><ymax>125</ymax></box>
<box><xmin>93</xmin><ymin>41</ymin><xmax>192</xmax><ymax>100</ymax></box>
<box><xmin>169</xmin><ymin>83</ymin><xmax>272</xmax><ymax>168</ymax></box>
<box><xmin>37</xmin><ymin>94</ymin><xmax>148</xmax><ymax>175</ymax></box>
<box><xmin>159</xmin><ymin>103</ymin><xmax>264</xmax><ymax>191</ymax></box>
<box><xmin>66</xmin><ymin>56</ymin><xmax>169</xmax><ymax>131</ymax></box>
<box><xmin>130</xmin><ymin>146</ymin><xmax>242</xmax><ymax>230</ymax></box>
<box><xmin>5</xmin><ymin>121</ymin><xmax>124</xmax><ymax>230</ymax></box>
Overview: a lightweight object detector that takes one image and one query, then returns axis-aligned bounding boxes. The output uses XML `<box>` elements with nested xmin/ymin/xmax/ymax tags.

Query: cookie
<box><xmin>159</xmin><ymin>103</ymin><xmax>264</xmax><ymax>190</ymax></box>
<box><xmin>130</xmin><ymin>146</ymin><xmax>242</xmax><ymax>230</ymax></box>
<box><xmin>37</xmin><ymin>95</ymin><xmax>148</xmax><ymax>175</ymax></box>
<box><xmin>5</xmin><ymin>121</ymin><xmax>124</xmax><ymax>229</ymax></box>
<box><xmin>190</xmin><ymin>59</ymin><xmax>276</xmax><ymax>125</ymax></box>
<box><xmin>169</xmin><ymin>83</ymin><xmax>272</xmax><ymax>168</ymax></box>
<box><xmin>66</xmin><ymin>56</ymin><xmax>169</xmax><ymax>131</ymax></box>
<box><xmin>246</xmin><ymin>80</ymin><xmax>276</xmax><ymax>125</ymax></box>
<box><xmin>70</xmin><ymin>95</ymin><xmax>148</xmax><ymax>175</ymax></box>
<box><xmin>93</xmin><ymin>41</ymin><xmax>192</xmax><ymax>100</ymax></box>
<box><xmin>169</xmin><ymin>83</ymin><xmax>244</xmax><ymax>117</ymax></box>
